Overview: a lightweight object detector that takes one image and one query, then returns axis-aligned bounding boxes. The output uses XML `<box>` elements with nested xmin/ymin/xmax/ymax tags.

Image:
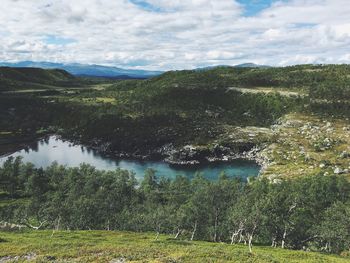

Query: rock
<box><xmin>110</xmin><ymin>258</ymin><xmax>126</xmax><ymax>263</ymax></box>
<box><xmin>267</xmin><ymin>174</ymin><xmax>278</xmax><ymax>180</ymax></box>
<box><xmin>334</xmin><ymin>167</ymin><xmax>343</xmax><ymax>174</ymax></box>
<box><xmin>273</xmin><ymin>179</ymin><xmax>282</xmax><ymax>184</ymax></box>
<box><xmin>304</xmin><ymin>154</ymin><xmax>311</xmax><ymax>161</ymax></box>
<box><xmin>340</xmin><ymin>151</ymin><xmax>349</xmax><ymax>158</ymax></box>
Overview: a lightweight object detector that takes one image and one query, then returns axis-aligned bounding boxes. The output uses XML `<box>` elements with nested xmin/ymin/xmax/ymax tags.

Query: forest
<box><xmin>1</xmin><ymin>157</ymin><xmax>350</xmax><ymax>255</ymax></box>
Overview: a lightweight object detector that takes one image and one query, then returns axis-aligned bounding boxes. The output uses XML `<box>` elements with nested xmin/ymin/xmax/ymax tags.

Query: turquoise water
<box><xmin>0</xmin><ymin>136</ymin><xmax>260</xmax><ymax>181</ymax></box>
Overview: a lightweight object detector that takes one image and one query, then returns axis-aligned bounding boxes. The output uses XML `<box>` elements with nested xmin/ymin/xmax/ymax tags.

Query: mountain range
<box><xmin>0</xmin><ymin>61</ymin><xmax>269</xmax><ymax>79</ymax></box>
<box><xmin>0</xmin><ymin>61</ymin><xmax>163</xmax><ymax>79</ymax></box>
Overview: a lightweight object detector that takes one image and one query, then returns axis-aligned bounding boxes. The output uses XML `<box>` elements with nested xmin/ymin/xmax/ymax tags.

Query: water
<box><xmin>0</xmin><ymin>136</ymin><xmax>260</xmax><ymax>181</ymax></box>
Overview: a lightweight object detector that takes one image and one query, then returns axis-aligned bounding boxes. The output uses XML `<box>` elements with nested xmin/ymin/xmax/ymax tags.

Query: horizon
<box><xmin>1</xmin><ymin>60</ymin><xmax>350</xmax><ymax>72</ymax></box>
<box><xmin>1</xmin><ymin>0</ymin><xmax>350</xmax><ymax>70</ymax></box>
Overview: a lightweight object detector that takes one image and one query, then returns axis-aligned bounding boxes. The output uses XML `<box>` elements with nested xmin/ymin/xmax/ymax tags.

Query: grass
<box><xmin>80</xmin><ymin>97</ymin><xmax>117</xmax><ymax>104</ymax></box>
<box><xmin>0</xmin><ymin>131</ymin><xmax>12</xmax><ymax>135</ymax></box>
<box><xmin>260</xmin><ymin>113</ymin><xmax>350</xmax><ymax>179</ymax></box>
<box><xmin>0</xmin><ymin>230</ymin><xmax>348</xmax><ymax>262</ymax></box>
<box><xmin>228</xmin><ymin>87</ymin><xmax>306</xmax><ymax>97</ymax></box>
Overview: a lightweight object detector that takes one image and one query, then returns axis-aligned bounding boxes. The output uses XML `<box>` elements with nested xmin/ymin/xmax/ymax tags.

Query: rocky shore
<box><xmin>77</xmin><ymin>135</ymin><xmax>270</xmax><ymax>173</ymax></box>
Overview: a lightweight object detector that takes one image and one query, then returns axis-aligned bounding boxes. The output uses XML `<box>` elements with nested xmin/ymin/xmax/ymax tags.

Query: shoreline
<box><xmin>0</xmin><ymin>133</ymin><xmax>267</xmax><ymax>176</ymax></box>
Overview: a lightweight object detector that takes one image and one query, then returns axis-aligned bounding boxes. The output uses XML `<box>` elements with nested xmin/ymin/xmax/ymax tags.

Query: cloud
<box><xmin>0</xmin><ymin>0</ymin><xmax>349</xmax><ymax>70</ymax></box>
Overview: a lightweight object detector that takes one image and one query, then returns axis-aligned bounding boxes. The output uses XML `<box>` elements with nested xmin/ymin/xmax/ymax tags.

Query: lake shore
<box><xmin>0</xmin><ymin>135</ymin><xmax>261</xmax><ymax>180</ymax></box>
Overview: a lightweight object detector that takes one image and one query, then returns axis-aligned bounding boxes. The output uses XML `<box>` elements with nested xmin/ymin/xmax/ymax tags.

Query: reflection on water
<box><xmin>0</xmin><ymin>136</ymin><xmax>260</xmax><ymax>180</ymax></box>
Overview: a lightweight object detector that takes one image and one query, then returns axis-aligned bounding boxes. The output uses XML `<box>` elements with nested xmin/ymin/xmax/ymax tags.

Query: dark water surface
<box><xmin>0</xmin><ymin>136</ymin><xmax>260</xmax><ymax>180</ymax></box>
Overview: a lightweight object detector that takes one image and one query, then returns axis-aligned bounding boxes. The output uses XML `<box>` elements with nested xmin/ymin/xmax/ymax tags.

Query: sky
<box><xmin>0</xmin><ymin>0</ymin><xmax>350</xmax><ymax>70</ymax></box>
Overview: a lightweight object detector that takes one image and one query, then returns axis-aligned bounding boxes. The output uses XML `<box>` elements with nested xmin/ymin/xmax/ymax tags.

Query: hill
<box><xmin>2</xmin><ymin>64</ymin><xmax>349</xmax><ymax>163</ymax></box>
<box><xmin>1</xmin><ymin>64</ymin><xmax>350</xmax><ymax>261</ymax></box>
<box><xmin>0</xmin><ymin>61</ymin><xmax>163</xmax><ymax>79</ymax></box>
<box><xmin>0</xmin><ymin>67</ymin><xmax>80</xmax><ymax>91</ymax></box>
<box><xmin>0</xmin><ymin>64</ymin><xmax>349</xmax><ymax>166</ymax></box>
<box><xmin>0</xmin><ymin>230</ymin><xmax>348</xmax><ymax>262</ymax></box>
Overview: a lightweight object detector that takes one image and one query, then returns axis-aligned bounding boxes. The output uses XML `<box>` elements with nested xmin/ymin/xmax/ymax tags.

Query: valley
<box><xmin>1</xmin><ymin>64</ymin><xmax>349</xmax><ymax>177</ymax></box>
<box><xmin>1</xmin><ymin>64</ymin><xmax>350</xmax><ymax>260</ymax></box>
<box><xmin>2</xmin><ymin>1</ymin><xmax>350</xmax><ymax>261</ymax></box>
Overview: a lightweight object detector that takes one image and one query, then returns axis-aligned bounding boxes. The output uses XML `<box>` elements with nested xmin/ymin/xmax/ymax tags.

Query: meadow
<box><xmin>0</xmin><ymin>230</ymin><xmax>348</xmax><ymax>263</ymax></box>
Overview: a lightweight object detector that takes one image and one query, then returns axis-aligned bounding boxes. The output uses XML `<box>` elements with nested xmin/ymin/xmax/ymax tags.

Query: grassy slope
<box><xmin>0</xmin><ymin>230</ymin><xmax>348</xmax><ymax>263</ymax></box>
<box><xmin>0</xmin><ymin>67</ymin><xmax>80</xmax><ymax>91</ymax></box>
<box><xmin>260</xmin><ymin>113</ymin><xmax>350</xmax><ymax>179</ymax></box>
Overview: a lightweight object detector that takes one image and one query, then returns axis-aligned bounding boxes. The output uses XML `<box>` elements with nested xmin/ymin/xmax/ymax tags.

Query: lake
<box><xmin>0</xmin><ymin>136</ymin><xmax>260</xmax><ymax>181</ymax></box>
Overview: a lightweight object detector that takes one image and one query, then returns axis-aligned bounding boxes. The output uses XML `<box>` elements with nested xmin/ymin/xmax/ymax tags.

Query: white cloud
<box><xmin>0</xmin><ymin>0</ymin><xmax>349</xmax><ymax>70</ymax></box>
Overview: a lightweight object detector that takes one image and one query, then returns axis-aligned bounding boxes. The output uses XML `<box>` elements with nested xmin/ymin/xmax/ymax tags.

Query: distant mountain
<box><xmin>0</xmin><ymin>61</ymin><xmax>163</xmax><ymax>79</ymax></box>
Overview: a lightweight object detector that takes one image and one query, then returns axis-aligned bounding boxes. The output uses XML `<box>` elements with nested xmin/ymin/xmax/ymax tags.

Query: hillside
<box><xmin>152</xmin><ymin>64</ymin><xmax>350</xmax><ymax>101</ymax></box>
<box><xmin>0</xmin><ymin>67</ymin><xmax>80</xmax><ymax>91</ymax></box>
<box><xmin>1</xmin><ymin>64</ymin><xmax>349</xmax><ymax>163</ymax></box>
<box><xmin>1</xmin><ymin>64</ymin><xmax>350</xmax><ymax>260</ymax></box>
<box><xmin>0</xmin><ymin>230</ymin><xmax>348</xmax><ymax>263</ymax></box>
<box><xmin>0</xmin><ymin>61</ymin><xmax>163</xmax><ymax>79</ymax></box>
<box><xmin>57</xmin><ymin>64</ymin><xmax>348</xmax><ymax>156</ymax></box>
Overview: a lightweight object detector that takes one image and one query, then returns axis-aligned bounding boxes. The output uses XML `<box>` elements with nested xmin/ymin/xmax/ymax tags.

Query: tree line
<box><xmin>1</xmin><ymin>157</ymin><xmax>350</xmax><ymax>254</ymax></box>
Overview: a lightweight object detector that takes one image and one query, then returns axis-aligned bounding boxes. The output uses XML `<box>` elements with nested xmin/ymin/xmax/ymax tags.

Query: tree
<box><xmin>262</xmin><ymin>181</ymin><xmax>298</xmax><ymax>249</ymax></box>
<box><xmin>0</xmin><ymin>156</ymin><xmax>23</xmax><ymax>197</ymax></box>
<box><xmin>229</xmin><ymin>179</ymin><xmax>268</xmax><ymax>253</ymax></box>
<box><xmin>318</xmin><ymin>202</ymin><xmax>350</xmax><ymax>254</ymax></box>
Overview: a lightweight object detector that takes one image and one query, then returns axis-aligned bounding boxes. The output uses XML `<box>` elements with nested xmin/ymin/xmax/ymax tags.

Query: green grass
<box><xmin>0</xmin><ymin>230</ymin><xmax>348</xmax><ymax>262</ymax></box>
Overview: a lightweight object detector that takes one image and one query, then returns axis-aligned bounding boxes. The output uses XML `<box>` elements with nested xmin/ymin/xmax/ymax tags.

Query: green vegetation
<box><xmin>0</xmin><ymin>66</ymin><xmax>305</xmax><ymax>158</ymax></box>
<box><xmin>0</xmin><ymin>230</ymin><xmax>348</xmax><ymax>262</ymax></box>
<box><xmin>1</xmin><ymin>64</ymin><xmax>350</xmax><ymax>261</ymax></box>
<box><xmin>0</xmin><ymin>67</ymin><xmax>83</xmax><ymax>91</ymax></box>
<box><xmin>0</xmin><ymin>64</ymin><xmax>349</xmax><ymax>165</ymax></box>
<box><xmin>1</xmin><ymin>158</ymin><xmax>350</xmax><ymax>256</ymax></box>
<box><xmin>0</xmin><ymin>64</ymin><xmax>349</xmax><ymax>162</ymax></box>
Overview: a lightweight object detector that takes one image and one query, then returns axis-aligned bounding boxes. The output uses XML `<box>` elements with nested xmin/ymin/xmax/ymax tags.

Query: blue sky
<box><xmin>131</xmin><ymin>0</ymin><xmax>281</xmax><ymax>16</ymax></box>
<box><xmin>237</xmin><ymin>0</ymin><xmax>279</xmax><ymax>16</ymax></box>
<box><xmin>129</xmin><ymin>0</ymin><xmax>165</xmax><ymax>12</ymax></box>
<box><xmin>0</xmin><ymin>0</ymin><xmax>350</xmax><ymax>70</ymax></box>
<box><xmin>43</xmin><ymin>35</ymin><xmax>76</xmax><ymax>45</ymax></box>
